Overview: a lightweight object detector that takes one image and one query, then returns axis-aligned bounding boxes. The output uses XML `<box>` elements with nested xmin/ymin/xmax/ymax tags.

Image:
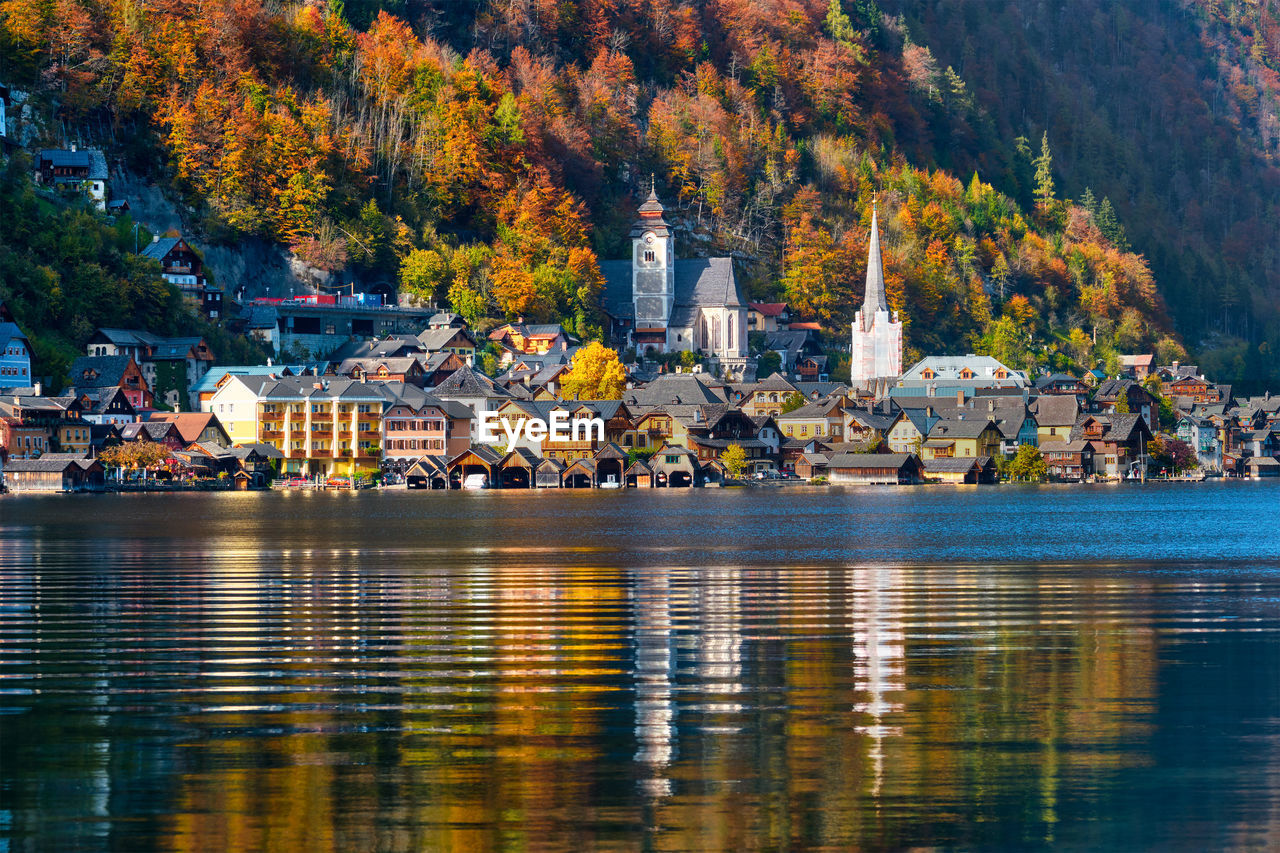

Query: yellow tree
<box><xmin>720</xmin><ymin>443</ymin><xmax>747</xmax><ymax>479</ymax></box>
<box><xmin>560</xmin><ymin>342</ymin><xmax>626</xmax><ymax>400</ymax></box>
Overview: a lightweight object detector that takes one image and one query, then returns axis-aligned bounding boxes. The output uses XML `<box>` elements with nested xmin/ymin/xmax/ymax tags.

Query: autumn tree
<box><xmin>559</xmin><ymin>341</ymin><xmax>626</xmax><ymax>400</ymax></box>
<box><xmin>720</xmin><ymin>443</ymin><xmax>747</xmax><ymax>480</ymax></box>
<box><xmin>1008</xmin><ymin>444</ymin><xmax>1047</xmax><ymax>482</ymax></box>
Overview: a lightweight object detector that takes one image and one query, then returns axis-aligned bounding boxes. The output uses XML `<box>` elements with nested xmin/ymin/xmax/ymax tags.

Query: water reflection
<box><xmin>1</xmin><ymin>491</ymin><xmax>1279</xmax><ymax>851</ymax></box>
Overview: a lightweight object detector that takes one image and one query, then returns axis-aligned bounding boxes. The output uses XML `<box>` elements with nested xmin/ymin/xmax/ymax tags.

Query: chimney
<box><xmin>956</xmin><ymin>389</ymin><xmax>965</xmax><ymax>406</ymax></box>
<box><xmin>70</xmin><ymin>143</ymin><xmax>76</xmax><ymax>152</ymax></box>
<box><xmin>152</xmin><ymin>235</ymin><xmax>159</xmax><ymax>243</ymax></box>
<box><xmin>988</xmin><ymin>399</ymin><xmax>995</xmax><ymax>412</ymax></box>
<box><xmin>925</xmin><ymin>405</ymin><xmax>933</xmax><ymax>418</ymax></box>
<box><xmin>1173</xmin><ymin>360</ymin><xmax>1179</xmax><ymax>373</ymax></box>
<box><xmin>33</xmin><ymin>382</ymin><xmax>41</xmax><ymax>396</ymax></box>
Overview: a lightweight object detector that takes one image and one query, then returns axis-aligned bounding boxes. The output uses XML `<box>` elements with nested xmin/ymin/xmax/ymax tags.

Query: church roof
<box><xmin>599</xmin><ymin>257</ymin><xmax>743</xmax><ymax>323</ymax></box>
<box><xmin>861</xmin><ymin>203</ymin><xmax>887</xmax><ymax>328</ymax></box>
<box><xmin>630</xmin><ymin>186</ymin><xmax>670</xmax><ymax>237</ymax></box>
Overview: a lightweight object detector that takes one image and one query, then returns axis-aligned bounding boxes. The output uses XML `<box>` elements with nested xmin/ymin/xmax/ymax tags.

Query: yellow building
<box><xmin>254</xmin><ymin>378</ymin><xmax>386</xmax><ymax>477</ymax></box>
<box><xmin>921</xmin><ymin>418</ymin><xmax>1004</xmax><ymax>460</ymax></box>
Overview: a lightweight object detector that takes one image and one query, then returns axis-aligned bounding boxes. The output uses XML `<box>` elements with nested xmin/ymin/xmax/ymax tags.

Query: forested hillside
<box><xmin>4</xmin><ymin>0</ymin><xmax>1274</xmax><ymax>387</ymax></box>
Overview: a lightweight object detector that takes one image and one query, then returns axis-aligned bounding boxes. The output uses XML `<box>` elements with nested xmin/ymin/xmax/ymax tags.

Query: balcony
<box><xmin>260</xmin><ymin>429</ymin><xmax>283</xmax><ymax>440</ymax></box>
<box><xmin>357</xmin><ymin>430</ymin><xmax>381</xmax><ymax>440</ymax></box>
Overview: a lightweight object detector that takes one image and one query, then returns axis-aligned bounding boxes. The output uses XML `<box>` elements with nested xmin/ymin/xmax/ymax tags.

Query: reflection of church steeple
<box><xmin>634</xmin><ymin>568</ymin><xmax>676</xmax><ymax>798</ymax></box>
<box><xmin>850</xmin><ymin>567</ymin><xmax>905</xmax><ymax>799</ymax></box>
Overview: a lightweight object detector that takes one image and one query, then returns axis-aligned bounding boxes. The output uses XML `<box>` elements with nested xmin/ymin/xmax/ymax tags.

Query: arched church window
<box><xmin>727</xmin><ymin>315</ymin><xmax>734</xmax><ymax>350</ymax></box>
<box><xmin>700</xmin><ymin>316</ymin><xmax>709</xmax><ymax>348</ymax></box>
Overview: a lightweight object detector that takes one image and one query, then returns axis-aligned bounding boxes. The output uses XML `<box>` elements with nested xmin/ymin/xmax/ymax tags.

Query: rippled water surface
<box><xmin>2</xmin><ymin>484</ymin><xmax>1280</xmax><ymax>851</ymax></box>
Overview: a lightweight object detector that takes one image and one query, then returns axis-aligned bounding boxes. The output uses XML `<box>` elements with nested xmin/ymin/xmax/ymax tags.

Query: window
<box><xmin>644</xmin><ymin>250</ymin><xmax>655</xmax><ymax>263</ymax></box>
<box><xmin>666</xmin><ymin>455</ymin><xmax>680</xmax><ymax>464</ymax></box>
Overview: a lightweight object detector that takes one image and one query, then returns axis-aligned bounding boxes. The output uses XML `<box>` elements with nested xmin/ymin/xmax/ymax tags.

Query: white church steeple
<box><xmin>851</xmin><ymin>199</ymin><xmax>903</xmax><ymax>387</ymax></box>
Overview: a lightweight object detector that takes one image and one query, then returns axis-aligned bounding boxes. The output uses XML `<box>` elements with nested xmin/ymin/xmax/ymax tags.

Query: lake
<box><xmin>2</xmin><ymin>483</ymin><xmax>1279</xmax><ymax>850</ymax></box>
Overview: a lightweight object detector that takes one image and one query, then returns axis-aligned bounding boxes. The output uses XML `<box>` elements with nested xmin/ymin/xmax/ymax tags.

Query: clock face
<box><xmin>644</xmin><ymin>233</ymin><xmax>654</xmax><ymax>244</ymax></box>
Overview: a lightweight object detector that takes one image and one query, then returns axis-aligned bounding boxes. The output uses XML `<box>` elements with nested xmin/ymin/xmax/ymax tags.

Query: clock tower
<box><xmin>630</xmin><ymin>184</ymin><xmax>676</xmax><ymax>352</ymax></box>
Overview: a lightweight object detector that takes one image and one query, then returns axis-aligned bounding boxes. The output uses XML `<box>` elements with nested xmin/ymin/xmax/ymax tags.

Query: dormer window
<box><xmin>921</xmin><ymin>368</ymin><xmax>936</xmax><ymax>380</ymax></box>
<box><xmin>960</xmin><ymin>368</ymin><xmax>975</xmax><ymax>379</ymax></box>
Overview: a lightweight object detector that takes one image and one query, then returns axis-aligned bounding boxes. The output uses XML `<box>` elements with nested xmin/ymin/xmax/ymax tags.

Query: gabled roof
<box><xmin>0</xmin><ymin>321</ymin><xmax>30</xmax><ymax>347</ymax></box>
<box><xmin>67</xmin><ymin>355</ymin><xmax>135</xmax><ymax>390</ymax></box>
<box><xmin>149</xmin><ymin>412</ymin><xmax>227</xmax><ymax>445</ymax></box>
<box><xmin>599</xmin><ymin>256</ymin><xmax>744</xmax><ymax>322</ymax></box>
<box><xmin>140</xmin><ymin>237</ymin><xmax>181</xmax><ymax>262</ymax></box>
<box><xmin>922</xmin><ymin>457</ymin><xmax>982</xmax><ymax>473</ymax></box>
<box><xmin>753</xmin><ymin>372</ymin><xmax>800</xmax><ymax>393</ymax></box>
<box><xmin>432</xmin><ymin>365</ymin><xmax>510</xmax><ymax>399</ymax></box>
<box><xmin>1030</xmin><ymin>395</ymin><xmax>1080</xmax><ymax>427</ymax></box>
<box><xmin>927</xmin><ymin>417</ymin><xmax>1004</xmax><ymax>440</ymax></box>
<box><xmin>826</xmin><ymin>452</ymin><xmax>916</xmax><ymax>469</ymax></box>
<box><xmin>417</xmin><ymin>327</ymin><xmax>475</xmax><ymax>352</ymax></box>
<box><xmin>748</xmin><ymin>302</ymin><xmax>788</xmax><ymax>316</ymax></box>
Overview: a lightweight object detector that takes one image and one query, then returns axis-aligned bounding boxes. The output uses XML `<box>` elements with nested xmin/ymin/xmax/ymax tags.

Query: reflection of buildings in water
<box><xmin>695</xmin><ymin>566</ymin><xmax>743</xmax><ymax>715</ymax></box>
<box><xmin>850</xmin><ymin>567</ymin><xmax>905</xmax><ymax>798</ymax></box>
<box><xmin>633</xmin><ymin>568</ymin><xmax>676</xmax><ymax>798</ymax></box>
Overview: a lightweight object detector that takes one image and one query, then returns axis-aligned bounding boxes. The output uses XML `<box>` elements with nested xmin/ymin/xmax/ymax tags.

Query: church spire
<box><xmin>863</xmin><ymin>200</ymin><xmax>887</xmax><ymax>317</ymax></box>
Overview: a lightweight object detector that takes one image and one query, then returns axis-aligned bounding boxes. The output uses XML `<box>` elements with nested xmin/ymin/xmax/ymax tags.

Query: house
<box><xmin>4</xmin><ymin>454</ymin><xmax>104</xmax><ymax>492</ymax></box>
<box><xmin>0</xmin><ymin>304</ymin><xmax>33</xmax><ymax>388</ymax></box>
<box><xmin>494</xmin><ymin>447</ymin><xmax>542</xmax><ymax>489</ymax></box>
<box><xmin>78</xmin><ymin>386</ymin><xmax>137</xmax><ymax>426</ymax></box>
<box><xmin>748</xmin><ymin>302</ymin><xmax>790</xmax><ymax>333</ymax></box>
<box><xmin>148</xmin><ymin>412</ymin><xmax>232</xmax><ymax>447</ymax></box>
<box><xmin>143</xmin><ymin>337</ymin><xmax>215</xmax><ymax>411</ymax></box>
<box><xmin>431</xmin><ymin>365</ymin><xmax>513</xmax><ymax>442</ymax></box>
<box><xmin>921</xmin><ymin>418</ymin><xmax>1004</xmax><ymax>461</ymax></box>
<box><xmin>776</xmin><ymin>396</ymin><xmax>846</xmax><ymax>442</ymax></box>
<box><xmin>34</xmin><ymin>147</ymin><xmax>109</xmax><ymax>210</ymax></box>
<box><xmin>337</xmin><ymin>357</ymin><xmax>427</xmax><ymax>386</ymax></box>
<box><xmin>140</xmin><ymin>236</ymin><xmax>222</xmax><ymax>319</ymax></box>
<box><xmin>119</xmin><ymin>420</ymin><xmax>185</xmax><ymax>451</ymax></box>
<box><xmin>416</xmin><ymin>327</ymin><xmax>477</xmax><ymax>362</ymax></box>
<box><xmin>1031</xmin><ymin>395</ymin><xmax>1080</xmax><ymax>445</ymax></box>
<box><xmin>1176</xmin><ymin>414</ymin><xmax>1223</xmax><ymax>472</ymax></box>
<box><xmin>842</xmin><ymin>401</ymin><xmax>900</xmax><ymax>446</ymax></box>
<box><xmin>825</xmin><ymin>452</ymin><xmax>923</xmax><ymax>485</ymax></box>
<box><xmin>1039</xmin><ymin>439</ymin><xmax>1094</xmax><ymax>481</ymax></box>
<box><xmin>886</xmin><ymin>406</ymin><xmax>938</xmax><ymax>454</ymax></box>
<box><xmin>1091</xmin><ymin>379</ymin><xmax>1157</xmax><ymax>429</ymax></box>
<box><xmin>736</xmin><ymin>373</ymin><xmax>801</xmax><ymax>417</ymax></box>
<box><xmin>685</xmin><ymin>407</ymin><xmax>775</xmax><ymax>471</ymax></box>
<box><xmin>426</xmin><ymin>312</ymin><xmax>467</xmax><ymax>330</ymax></box>
<box><xmin>486</xmin><ymin>322</ymin><xmax>575</xmax><ymax>360</ymax></box>
<box><xmin>894</xmin><ymin>356</ymin><xmax>1027</xmax><ymax>398</ymax></box>
<box><xmin>1118</xmin><ymin>354</ymin><xmax>1156</xmax><ymax>379</ymax></box>
<box><xmin>764</xmin><ymin>328</ymin><xmax>823</xmax><ymax>377</ymax></box>
<box><xmin>379</xmin><ymin>384</ymin><xmax>472</xmax><ymax>476</ymax></box>
<box><xmin>85</xmin><ymin>328</ymin><xmax>161</xmax><ymax>360</ymax></box>
<box><xmin>228</xmin><ymin>443</ymin><xmax>283</xmax><ymax>485</ymax></box>
<box><xmin>66</xmin><ymin>355</ymin><xmax>151</xmax><ymax>410</ymax></box>
<box><xmin>1069</xmin><ymin>414</ymin><xmax>1153</xmax><ymax>477</ymax></box>
<box><xmin>1033</xmin><ymin>373</ymin><xmax>1088</xmax><ymax>400</ymax></box>
<box><xmin>922</xmin><ymin>456</ymin><xmax>998</xmax><ymax>484</ymax></box>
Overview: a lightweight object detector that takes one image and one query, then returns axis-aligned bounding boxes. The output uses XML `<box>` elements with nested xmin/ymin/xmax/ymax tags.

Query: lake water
<box><xmin>2</xmin><ymin>484</ymin><xmax>1279</xmax><ymax>851</ymax></box>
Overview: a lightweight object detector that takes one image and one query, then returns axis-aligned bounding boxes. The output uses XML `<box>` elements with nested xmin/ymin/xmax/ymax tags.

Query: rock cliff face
<box><xmin>113</xmin><ymin>167</ymin><xmax>343</xmax><ymax>302</ymax></box>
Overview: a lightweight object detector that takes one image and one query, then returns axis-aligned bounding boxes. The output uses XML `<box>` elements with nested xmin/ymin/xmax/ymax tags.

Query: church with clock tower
<box><xmin>601</xmin><ymin>187</ymin><xmax>749</xmax><ymax>378</ymax></box>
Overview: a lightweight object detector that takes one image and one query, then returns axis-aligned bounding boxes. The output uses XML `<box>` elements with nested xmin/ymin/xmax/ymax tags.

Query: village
<box><xmin>3</xmin><ymin>293</ymin><xmax>1276</xmax><ymax>492</ymax></box>
<box><xmin>1</xmin><ymin>142</ymin><xmax>1278</xmax><ymax>493</ymax></box>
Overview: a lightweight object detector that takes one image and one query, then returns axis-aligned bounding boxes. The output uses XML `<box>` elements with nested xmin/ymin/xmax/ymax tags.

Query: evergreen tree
<box><xmin>1096</xmin><ymin>198</ymin><xmax>1129</xmax><ymax>251</ymax></box>
<box><xmin>1081</xmin><ymin>187</ymin><xmax>1098</xmax><ymax>217</ymax></box>
<box><xmin>1033</xmin><ymin>132</ymin><xmax>1055</xmax><ymax>206</ymax></box>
